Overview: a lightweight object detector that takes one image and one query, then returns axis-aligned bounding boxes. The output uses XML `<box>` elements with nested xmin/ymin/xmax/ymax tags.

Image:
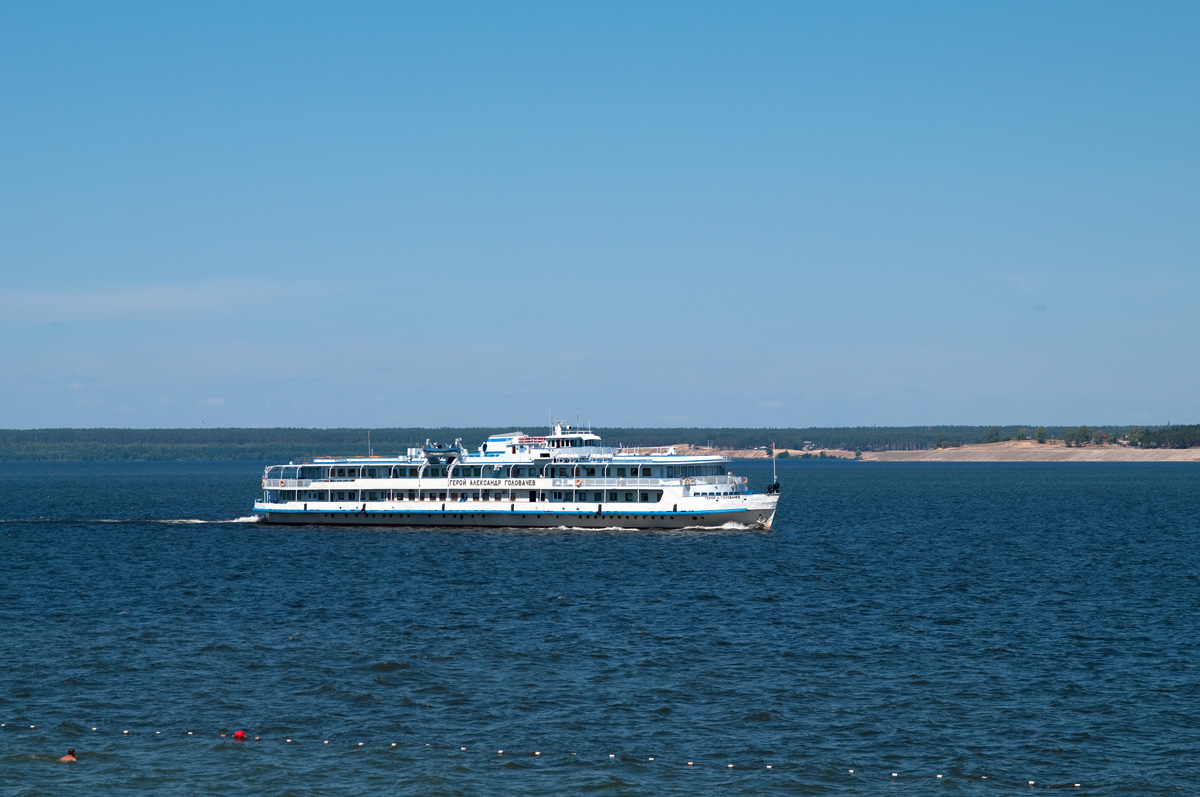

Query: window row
<box><xmin>266</xmin><ymin>489</ymin><xmax>665</xmax><ymax>504</ymax></box>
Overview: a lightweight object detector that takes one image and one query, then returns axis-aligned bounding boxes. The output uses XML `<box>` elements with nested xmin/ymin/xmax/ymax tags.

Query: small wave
<box><xmin>364</xmin><ymin>660</ymin><xmax>410</xmax><ymax>673</ymax></box>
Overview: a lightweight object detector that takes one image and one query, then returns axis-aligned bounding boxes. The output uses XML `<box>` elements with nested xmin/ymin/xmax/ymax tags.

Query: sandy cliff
<box><xmin>662</xmin><ymin>440</ymin><xmax>1200</xmax><ymax>462</ymax></box>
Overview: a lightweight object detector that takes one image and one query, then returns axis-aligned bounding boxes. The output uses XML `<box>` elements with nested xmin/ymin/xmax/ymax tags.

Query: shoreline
<box><xmin>665</xmin><ymin>440</ymin><xmax>1200</xmax><ymax>462</ymax></box>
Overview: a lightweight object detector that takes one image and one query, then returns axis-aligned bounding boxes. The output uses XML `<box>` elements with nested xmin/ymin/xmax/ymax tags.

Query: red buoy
<box><xmin>233</xmin><ymin>730</ymin><xmax>246</xmax><ymax>741</ymax></box>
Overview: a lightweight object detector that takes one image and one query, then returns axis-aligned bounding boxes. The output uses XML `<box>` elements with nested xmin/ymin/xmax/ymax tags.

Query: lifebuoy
<box><xmin>575</xmin><ymin>479</ymin><xmax>582</xmax><ymax>487</ymax></box>
<box><xmin>261</xmin><ymin>478</ymin><xmax>265</xmax><ymax>487</ymax></box>
<box><xmin>279</xmin><ymin>480</ymin><xmax>285</xmax><ymax>487</ymax></box>
<box><xmin>683</xmin><ymin>478</ymin><xmax>691</xmax><ymax>486</ymax></box>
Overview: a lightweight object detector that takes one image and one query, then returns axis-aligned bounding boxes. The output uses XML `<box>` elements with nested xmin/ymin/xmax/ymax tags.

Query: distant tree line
<box><xmin>0</xmin><ymin>428</ymin><xmax>503</xmax><ymax>462</ymax></box>
<box><xmin>1128</xmin><ymin>424</ymin><xmax>1200</xmax><ymax>449</ymax></box>
<box><xmin>1</xmin><ymin>423</ymin><xmax>1186</xmax><ymax>461</ymax></box>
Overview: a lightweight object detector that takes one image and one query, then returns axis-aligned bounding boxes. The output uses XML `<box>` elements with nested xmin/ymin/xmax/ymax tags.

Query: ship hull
<box><xmin>254</xmin><ymin>498</ymin><xmax>777</xmax><ymax>530</ymax></box>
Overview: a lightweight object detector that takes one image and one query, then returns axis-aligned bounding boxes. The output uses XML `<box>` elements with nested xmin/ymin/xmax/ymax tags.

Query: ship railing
<box><xmin>551</xmin><ymin>478</ymin><xmax>662</xmax><ymax>489</ymax></box>
<box><xmin>267</xmin><ymin>479</ymin><xmax>312</xmax><ymax>488</ymax></box>
<box><xmin>688</xmin><ymin>475</ymin><xmax>745</xmax><ymax>485</ymax></box>
<box><xmin>546</xmin><ymin>475</ymin><xmax>744</xmax><ymax>489</ymax></box>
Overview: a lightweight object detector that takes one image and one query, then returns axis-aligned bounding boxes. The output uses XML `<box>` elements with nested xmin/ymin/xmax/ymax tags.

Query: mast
<box><xmin>767</xmin><ymin>441</ymin><xmax>781</xmax><ymax>495</ymax></box>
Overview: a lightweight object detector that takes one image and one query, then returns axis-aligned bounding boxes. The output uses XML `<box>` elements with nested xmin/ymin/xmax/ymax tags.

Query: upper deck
<box><xmin>263</xmin><ymin>422</ymin><xmax>739</xmax><ymax>489</ymax></box>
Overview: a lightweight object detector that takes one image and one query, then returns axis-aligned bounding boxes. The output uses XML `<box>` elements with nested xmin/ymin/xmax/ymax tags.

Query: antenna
<box><xmin>772</xmin><ymin>441</ymin><xmax>777</xmax><ymax>483</ymax></box>
<box><xmin>368</xmin><ymin>430</ymin><xmax>372</xmax><ymax>457</ymax></box>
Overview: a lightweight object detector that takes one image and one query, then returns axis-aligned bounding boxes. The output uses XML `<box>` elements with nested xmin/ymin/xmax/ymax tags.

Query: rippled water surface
<box><xmin>2</xmin><ymin>460</ymin><xmax>1198</xmax><ymax>794</ymax></box>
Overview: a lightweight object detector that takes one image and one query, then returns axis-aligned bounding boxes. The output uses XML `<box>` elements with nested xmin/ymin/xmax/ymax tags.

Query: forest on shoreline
<box><xmin>1</xmin><ymin>424</ymin><xmax>1196</xmax><ymax>461</ymax></box>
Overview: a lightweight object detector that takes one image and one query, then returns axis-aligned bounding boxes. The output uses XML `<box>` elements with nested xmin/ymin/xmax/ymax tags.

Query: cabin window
<box><xmin>586</xmin><ymin>468</ymin><xmax>595</xmax><ymax>477</ymax></box>
<box><xmin>640</xmin><ymin>492</ymin><xmax>649</xmax><ymax>502</ymax></box>
<box><xmin>625</xmin><ymin>493</ymin><xmax>634</xmax><ymax>502</ymax></box>
<box><xmin>553</xmin><ymin>491</ymin><xmax>563</xmax><ymax>501</ymax></box>
<box><xmin>609</xmin><ymin>492</ymin><xmax>617</xmax><ymax>501</ymax></box>
<box><xmin>593</xmin><ymin>492</ymin><xmax>603</xmax><ymax>502</ymax></box>
<box><xmin>617</xmin><ymin>468</ymin><xmax>626</xmax><ymax>478</ymax></box>
<box><xmin>641</xmin><ymin>468</ymin><xmax>651</xmax><ymax>477</ymax></box>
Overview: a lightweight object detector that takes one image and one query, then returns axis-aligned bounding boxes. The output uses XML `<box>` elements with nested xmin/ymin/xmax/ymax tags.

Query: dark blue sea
<box><xmin>2</xmin><ymin>460</ymin><xmax>1198</xmax><ymax>795</ymax></box>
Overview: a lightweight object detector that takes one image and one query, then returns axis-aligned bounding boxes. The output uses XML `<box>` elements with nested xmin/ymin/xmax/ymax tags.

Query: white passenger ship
<box><xmin>254</xmin><ymin>422</ymin><xmax>780</xmax><ymax>529</ymax></box>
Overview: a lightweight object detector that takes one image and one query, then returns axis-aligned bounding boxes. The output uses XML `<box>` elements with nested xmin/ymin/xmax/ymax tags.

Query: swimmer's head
<box><xmin>67</xmin><ymin>749</ymin><xmax>75</xmax><ymax>756</ymax></box>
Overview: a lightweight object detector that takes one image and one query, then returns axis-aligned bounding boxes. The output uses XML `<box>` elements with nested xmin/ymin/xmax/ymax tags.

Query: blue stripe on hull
<box><xmin>255</xmin><ymin>506</ymin><xmax>765</xmax><ymax>529</ymax></box>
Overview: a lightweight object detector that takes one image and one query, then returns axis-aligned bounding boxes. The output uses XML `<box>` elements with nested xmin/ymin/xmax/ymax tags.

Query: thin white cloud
<box><xmin>0</xmin><ymin>279</ymin><xmax>319</xmax><ymax>323</ymax></box>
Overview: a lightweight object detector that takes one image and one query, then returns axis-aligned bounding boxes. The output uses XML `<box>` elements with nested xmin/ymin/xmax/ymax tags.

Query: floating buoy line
<box><xmin>1</xmin><ymin>721</ymin><xmax>1089</xmax><ymax>787</ymax></box>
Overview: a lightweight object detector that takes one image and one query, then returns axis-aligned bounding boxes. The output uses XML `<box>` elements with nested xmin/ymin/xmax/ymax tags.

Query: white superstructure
<box><xmin>254</xmin><ymin>422</ymin><xmax>780</xmax><ymax>529</ymax></box>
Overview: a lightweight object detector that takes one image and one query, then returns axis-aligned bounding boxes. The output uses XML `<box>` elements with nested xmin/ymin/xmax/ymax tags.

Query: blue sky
<box><xmin>2</xmin><ymin>1</ymin><xmax>1197</xmax><ymax>429</ymax></box>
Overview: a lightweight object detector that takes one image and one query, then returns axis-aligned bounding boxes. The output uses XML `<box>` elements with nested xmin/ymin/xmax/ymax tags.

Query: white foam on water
<box><xmin>160</xmin><ymin>516</ymin><xmax>262</xmax><ymax>525</ymax></box>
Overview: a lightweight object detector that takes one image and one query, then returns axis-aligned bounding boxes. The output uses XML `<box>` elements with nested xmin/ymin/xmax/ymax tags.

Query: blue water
<box><xmin>2</xmin><ymin>460</ymin><xmax>1198</xmax><ymax>794</ymax></box>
